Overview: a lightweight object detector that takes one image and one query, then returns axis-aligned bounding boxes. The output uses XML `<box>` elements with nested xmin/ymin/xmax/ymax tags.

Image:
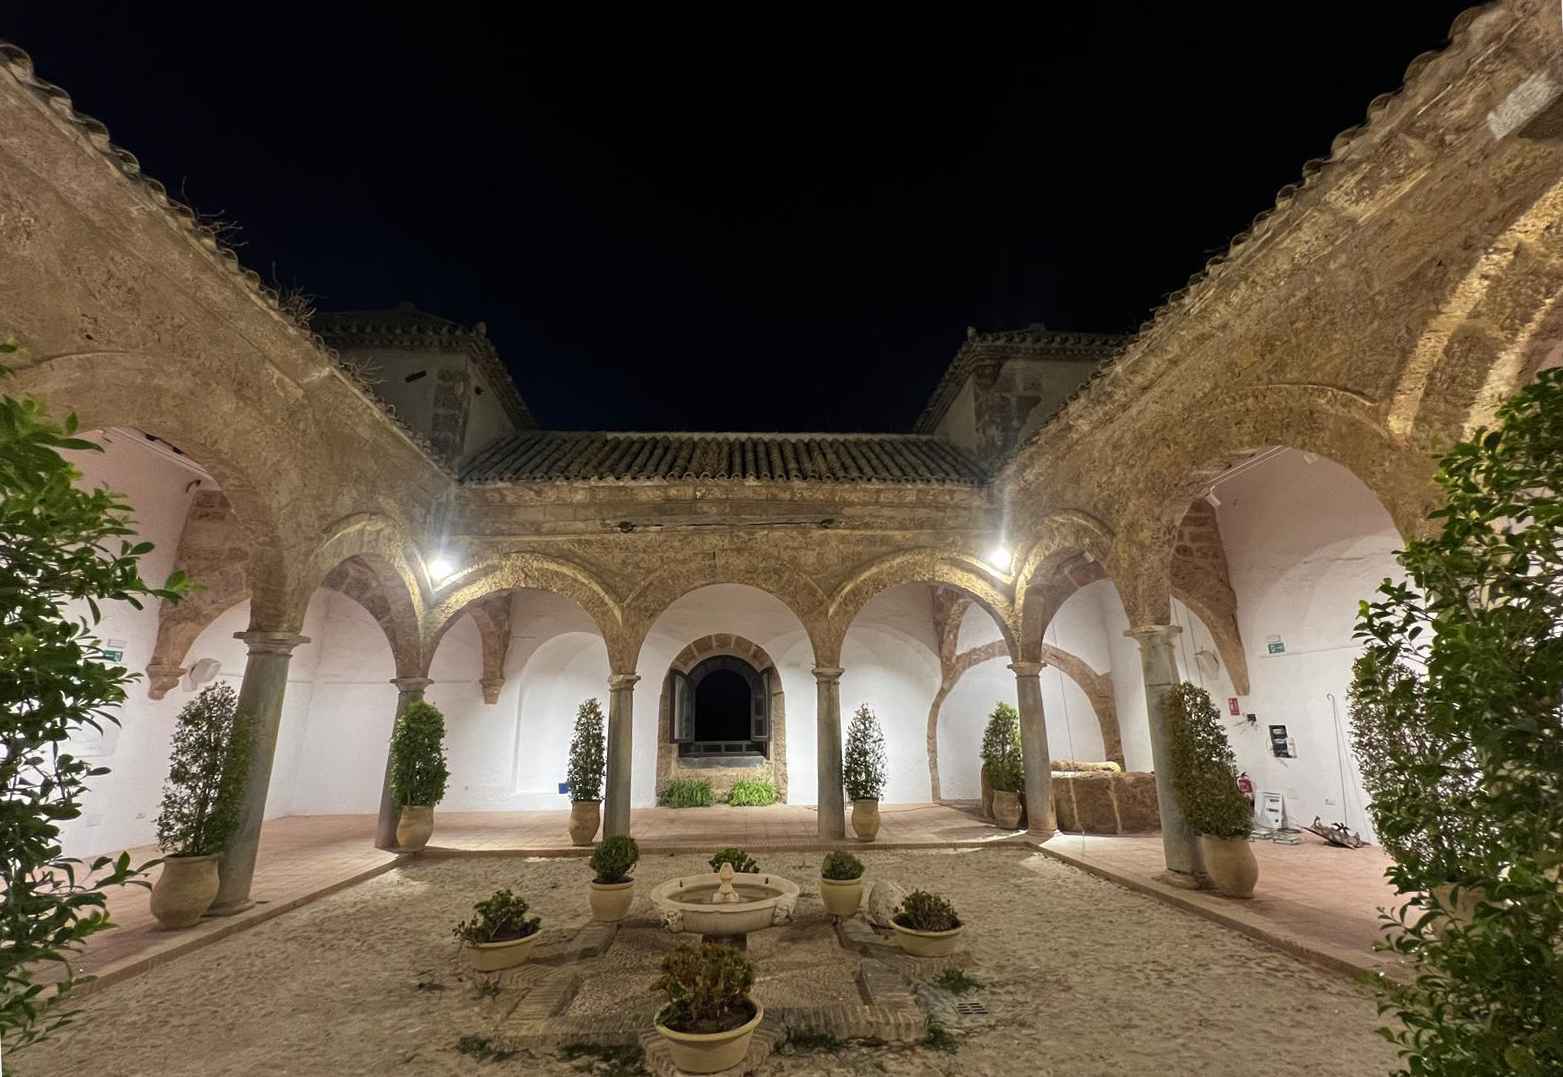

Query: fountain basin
<box><xmin>650</xmin><ymin>871</ymin><xmax>800</xmax><ymax>937</ymax></box>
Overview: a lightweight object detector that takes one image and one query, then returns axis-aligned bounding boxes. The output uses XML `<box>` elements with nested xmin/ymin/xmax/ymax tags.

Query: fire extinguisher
<box><xmin>1236</xmin><ymin>771</ymin><xmax>1255</xmax><ymax>808</ymax></box>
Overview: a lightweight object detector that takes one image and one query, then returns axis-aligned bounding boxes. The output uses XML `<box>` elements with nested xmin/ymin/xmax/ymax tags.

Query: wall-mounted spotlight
<box><xmin>1204</xmin><ymin>490</ymin><xmax>1221</xmax><ymax>508</ymax></box>
<box><xmin>428</xmin><ymin>555</ymin><xmax>456</xmax><ymax>583</ymax></box>
<box><xmin>985</xmin><ymin>545</ymin><xmax>1013</xmax><ymax>573</ymax></box>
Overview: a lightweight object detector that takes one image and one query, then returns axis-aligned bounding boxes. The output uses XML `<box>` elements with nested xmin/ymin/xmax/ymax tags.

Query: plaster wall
<box><xmin>931</xmin><ymin>379</ymin><xmax>978</xmax><ymax>459</ymax></box>
<box><xmin>462</xmin><ymin>369</ymin><xmax>512</xmax><ymax>458</ymax></box>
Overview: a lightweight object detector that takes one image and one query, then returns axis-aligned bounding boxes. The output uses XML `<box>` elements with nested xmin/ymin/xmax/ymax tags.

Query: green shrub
<box><xmin>820</xmin><ymin>851</ymin><xmax>864</xmax><ymax>881</ymax></box>
<box><xmin>0</xmin><ymin>374</ymin><xmax>189</xmax><ymax>1049</ymax></box>
<box><xmin>155</xmin><ymin>682</ymin><xmax>253</xmax><ymax>857</ymax></box>
<box><xmin>1165</xmin><ymin>683</ymin><xmax>1251</xmax><ymax>839</ymax></box>
<box><xmin>893</xmin><ymin>889</ymin><xmax>961</xmax><ymax>932</ymax></box>
<box><xmin>452</xmin><ymin>889</ymin><xmax>540</xmax><ymax>945</ymax></box>
<box><xmin>390</xmin><ymin>700</ymin><xmax>449</xmax><ymax>807</ymax></box>
<box><xmin>659</xmin><ymin>778</ymin><xmax>714</xmax><ymax>808</ymax></box>
<box><xmin>981</xmin><ymin>702</ymin><xmax>1024</xmax><ymax>793</ymax></box>
<box><xmin>726</xmin><ymin>778</ymin><xmax>776</xmax><ymax>807</ymax></box>
<box><xmin>842</xmin><ymin>703</ymin><xmax>886</xmax><ymax>800</ymax></box>
<box><xmin>1351</xmin><ymin>369</ymin><xmax>1563</xmax><ymax>1074</ymax></box>
<box><xmin>590</xmin><ymin>835</ymin><xmax>639</xmax><ymax>884</ymax></box>
<box><xmin>933</xmin><ymin>968</ymin><xmax>983</xmax><ymax>994</ymax></box>
<box><xmin>708</xmin><ymin>847</ymin><xmax>759</xmax><ymax>874</ymax></box>
<box><xmin>654</xmin><ymin>943</ymin><xmax>755</xmax><ymax>1034</ymax></box>
<box><xmin>566</xmin><ymin>698</ymin><xmax>606</xmax><ymax>802</ymax></box>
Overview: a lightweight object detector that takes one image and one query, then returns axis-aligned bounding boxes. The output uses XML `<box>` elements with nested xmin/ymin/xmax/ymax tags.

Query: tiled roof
<box><xmin>315</xmin><ymin>307</ymin><xmax>536</xmax><ymax>430</ymax></box>
<box><xmin>461</xmin><ymin>432</ymin><xmax>988</xmax><ymax>485</ymax></box>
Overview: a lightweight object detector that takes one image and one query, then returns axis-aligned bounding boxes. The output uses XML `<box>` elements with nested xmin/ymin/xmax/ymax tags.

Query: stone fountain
<box><xmin>650</xmin><ymin>863</ymin><xmax>800</xmax><ymax>948</ymax></box>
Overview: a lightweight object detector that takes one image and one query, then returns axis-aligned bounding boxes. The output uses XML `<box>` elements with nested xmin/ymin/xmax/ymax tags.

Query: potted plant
<box><xmin>389</xmin><ymin>699</ymin><xmax>449</xmax><ymax>852</ymax></box>
<box><xmin>567</xmin><ymin>698</ymin><xmax>607</xmax><ymax>845</ymax></box>
<box><xmin>819</xmin><ymin>851</ymin><xmax>865</xmax><ymax>918</ymax></box>
<box><xmin>1166</xmin><ymin>683</ymin><xmax>1256</xmax><ymax>897</ymax></box>
<box><xmin>891</xmin><ymin>889</ymin><xmax>964</xmax><ymax>957</ymax></box>
<box><xmin>453</xmin><ymin>888</ymin><xmax>542</xmax><ymax>971</ymax></box>
<box><xmin>589</xmin><ymin>834</ymin><xmax>639</xmax><ymax>922</ymax></box>
<box><xmin>150</xmin><ymin>682</ymin><xmax>252</xmax><ymax>928</ymax></box>
<box><xmin>652</xmin><ymin>942</ymin><xmax>763</xmax><ymax>1074</ymax></box>
<box><xmin>708</xmin><ymin>847</ymin><xmax>759</xmax><ymax>874</ymax></box>
<box><xmin>842</xmin><ymin>703</ymin><xmax>887</xmax><ymax>840</ymax></box>
<box><xmin>979</xmin><ymin>701</ymin><xmax>1019</xmax><ymax>820</ymax></box>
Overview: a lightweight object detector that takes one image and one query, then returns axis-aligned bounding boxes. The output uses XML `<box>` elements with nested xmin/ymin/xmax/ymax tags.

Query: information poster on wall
<box><xmin>1269</xmin><ymin>724</ymin><xmax>1293</xmax><ymax>757</ymax></box>
<box><xmin>1265</xmin><ymin>634</ymin><xmax>1286</xmax><ymax>655</ymax></box>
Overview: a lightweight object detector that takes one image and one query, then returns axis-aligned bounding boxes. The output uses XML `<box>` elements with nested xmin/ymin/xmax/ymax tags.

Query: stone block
<box><xmin>1114</xmin><ymin>771</ymin><xmax>1161</xmax><ymax>832</ymax></box>
<box><xmin>865</xmin><ymin>881</ymin><xmax>907</xmax><ymax>928</ymax></box>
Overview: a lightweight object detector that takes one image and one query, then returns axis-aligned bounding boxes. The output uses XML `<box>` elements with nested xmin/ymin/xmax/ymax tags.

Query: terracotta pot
<box><xmin>992</xmin><ymin>789</ymin><xmax>1023</xmax><ymax>830</ymax></box>
<box><xmin>589</xmin><ymin>879</ymin><xmax>635</xmax><ymax>922</ymax></box>
<box><xmin>150</xmin><ymin>853</ymin><xmax>221</xmax><ymax>928</ymax></box>
<box><xmin>892</xmin><ymin>921</ymin><xmax>964</xmax><ymax>958</ymax></box>
<box><xmin>851</xmin><ymin>799</ymin><xmax>881</xmax><ymax>841</ymax></box>
<box><xmin>1199</xmin><ymin>835</ymin><xmax>1258</xmax><ymax>898</ymax></box>
<box><xmin>979</xmin><ymin>764</ymin><xmax>995</xmax><ymax>819</ymax></box>
<box><xmin>819</xmin><ymin>875</ymin><xmax>864</xmax><ymax>918</ymax></box>
<box><xmin>396</xmin><ymin>805</ymin><xmax>434</xmax><ymax>851</ymax></box>
<box><xmin>465</xmin><ymin>931</ymin><xmax>539</xmax><ymax>972</ymax></box>
<box><xmin>655</xmin><ymin>1002</ymin><xmax>764</xmax><ymax>1074</ymax></box>
<box><xmin>569</xmin><ymin>800</ymin><xmax>602</xmax><ymax>846</ymax></box>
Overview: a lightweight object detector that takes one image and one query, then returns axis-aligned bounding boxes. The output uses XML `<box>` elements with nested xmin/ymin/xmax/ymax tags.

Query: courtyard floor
<box><xmin>59</xmin><ymin>803</ymin><xmax>1402</xmax><ymax>999</ymax></box>
<box><xmin>23</xmin><ymin>847</ymin><xmax>1402</xmax><ymax>1077</ymax></box>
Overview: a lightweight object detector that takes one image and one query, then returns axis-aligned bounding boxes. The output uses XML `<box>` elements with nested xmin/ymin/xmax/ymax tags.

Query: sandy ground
<box><xmin>15</xmin><ymin>848</ymin><xmax>1399</xmax><ymax>1077</ymax></box>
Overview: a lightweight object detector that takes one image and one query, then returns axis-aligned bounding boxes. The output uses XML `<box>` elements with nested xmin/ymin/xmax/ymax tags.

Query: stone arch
<box><xmin>1013</xmin><ymin>510</ymin><xmax>1117</xmax><ymax>665</ymax></box>
<box><xmin>620</xmin><ymin>556</ymin><xmax>829</xmax><ymax>673</ymax></box>
<box><xmin>656</xmin><ymin>633</ymin><xmax>789</xmax><ymax>802</ymax></box>
<box><xmin>12</xmin><ymin>351</ymin><xmax>303</xmax><ymax>625</ymax></box>
<box><xmin>823</xmin><ymin>549</ymin><xmax>1017</xmax><ymax>666</ymax></box>
<box><xmin>423</xmin><ymin>551</ymin><xmax>624</xmax><ymax>670</ymax></box>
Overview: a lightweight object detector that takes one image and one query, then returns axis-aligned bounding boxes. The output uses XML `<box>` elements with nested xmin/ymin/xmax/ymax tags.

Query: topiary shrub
<box><xmin>654</xmin><ymin>943</ymin><xmax>756</xmax><ymax>1034</ymax></box>
<box><xmin>893</xmin><ymin>890</ymin><xmax>961</xmax><ymax>933</ymax></box>
<box><xmin>389</xmin><ymin>700</ymin><xmax>449</xmax><ymax>808</ymax></box>
<box><xmin>590</xmin><ymin>835</ymin><xmax>639</xmax><ymax>884</ymax></box>
<box><xmin>1350</xmin><ymin>369</ymin><xmax>1563</xmax><ymax>1074</ymax></box>
<box><xmin>726</xmin><ymin>777</ymin><xmax>777</xmax><ymax>807</ymax></box>
<box><xmin>708</xmin><ymin>847</ymin><xmax>759</xmax><ymax>874</ymax></box>
<box><xmin>659</xmin><ymin>778</ymin><xmax>714</xmax><ymax>808</ymax></box>
<box><xmin>1</xmin><ymin>373</ymin><xmax>190</xmax><ymax>1050</ymax></box>
<box><xmin>566</xmin><ymin>698</ymin><xmax>606</xmax><ymax>803</ymax></box>
<box><xmin>821</xmin><ymin>851</ymin><xmax>864</xmax><ymax>881</ymax></box>
<box><xmin>155</xmin><ymin>682</ymin><xmax>253</xmax><ymax>857</ymax></box>
<box><xmin>980</xmin><ymin>701</ymin><xmax>1021</xmax><ymax>771</ymax></box>
<box><xmin>452</xmin><ymin>889</ymin><xmax>541</xmax><ymax>945</ymax></box>
<box><xmin>1165</xmin><ymin>683</ymin><xmax>1251</xmax><ymax>839</ymax></box>
<box><xmin>842</xmin><ymin>703</ymin><xmax>886</xmax><ymax>801</ymax></box>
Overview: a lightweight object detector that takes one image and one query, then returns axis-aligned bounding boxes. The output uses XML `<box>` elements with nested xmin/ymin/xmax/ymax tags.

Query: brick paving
<box><xmin>59</xmin><ymin>803</ymin><xmax>1400</xmax><ymax>998</ymax></box>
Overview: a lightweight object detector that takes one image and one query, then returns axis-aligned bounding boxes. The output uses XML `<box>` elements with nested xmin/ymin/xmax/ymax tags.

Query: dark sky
<box><xmin>9</xmin><ymin>5</ymin><xmax>1472</xmax><ymax>432</ymax></box>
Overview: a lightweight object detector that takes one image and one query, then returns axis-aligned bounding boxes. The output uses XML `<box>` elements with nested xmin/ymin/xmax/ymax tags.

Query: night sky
<box><xmin>10</xmin><ymin>5</ymin><xmax>1472</xmax><ymax>432</ymax></box>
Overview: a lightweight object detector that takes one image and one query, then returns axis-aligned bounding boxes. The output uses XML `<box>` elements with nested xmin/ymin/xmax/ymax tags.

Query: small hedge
<box><xmin>726</xmin><ymin>778</ymin><xmax>777</xmax><ymax>807</ymax></box>
<box><xmin>659</xmin><ymin>778</ymin><xmax>714</xmax><ymax>808</ymax></box>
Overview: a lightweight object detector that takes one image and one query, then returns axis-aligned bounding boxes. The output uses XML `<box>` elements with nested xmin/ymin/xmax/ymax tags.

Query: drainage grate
<box><xmin>955</xmin><ymin>1001</ymin><xmax>989</xmax><ymax>1016</ymax></box>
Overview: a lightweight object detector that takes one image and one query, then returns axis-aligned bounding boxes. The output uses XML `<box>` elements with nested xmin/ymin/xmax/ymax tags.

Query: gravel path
<box><xmin>16</xmin><ymin>847</ymin><xmax>1398</xmax><ymax>1076</ymax></box>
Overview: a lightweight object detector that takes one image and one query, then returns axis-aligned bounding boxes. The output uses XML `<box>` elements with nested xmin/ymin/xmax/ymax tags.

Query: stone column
<box><xmin>814</xmin><ymin>667</ymin><xmax>845</xmax><ymax>840</ymax></box>
<box><xmin>1010</xmin><ymin>661</ymin><xmax>1056</xmax><ymax>841</ymax></box>
<box><xmin>210</xmin><ymin>630</ymin><xmax>310</xmax><ymax>915</ymax></box>
<box><xmin>375</xmin><ymin>676</ymin><xmax>434</xmax><ymax>850</ymax></box>
<box><xmin>1125</xmin><ymin>624</ymin><xmax>1205</xmax><ymax>886</ymax></box>
<box><xmin>604</xmin><ymin>673</ymin><xmax>639</xmax><ymax>837</ymax></box>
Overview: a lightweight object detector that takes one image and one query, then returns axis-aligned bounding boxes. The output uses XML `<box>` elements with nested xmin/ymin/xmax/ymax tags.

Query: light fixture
<box><xmin>428</xmin><ymin>555</ymin><xmax>455</xmax><ymax>583</ymax></box>
<box><xmin>985</xmin><ymin>545</ymin><xmax>1012</xmax><ymax>573</ymax></box>
<box><xmin>1204</xmin><ymin>490</ymin><xmax>1221</xmax><ymax>508</ymax></box>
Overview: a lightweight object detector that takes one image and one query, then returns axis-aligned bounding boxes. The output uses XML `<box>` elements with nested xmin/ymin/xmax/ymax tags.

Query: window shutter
<box><xmin>752</xmin><ymin>669</ymin><xmax>770</xmax><ymax>741</ymax></box>
<box><xmin>673</xmin><ymin>671</ymin><xmax>694</xmax><ymax>743</ymax></box>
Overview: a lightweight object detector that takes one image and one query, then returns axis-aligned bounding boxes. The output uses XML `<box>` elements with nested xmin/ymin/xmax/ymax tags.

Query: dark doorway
<box><xmin>695</xmin><ymin>669</ymin><xmax>751</xmax><ymax>742</ymax></box>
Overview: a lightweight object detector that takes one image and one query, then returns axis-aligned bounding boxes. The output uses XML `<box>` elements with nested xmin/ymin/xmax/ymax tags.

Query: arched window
<box><xmin>671</xmin><ymin>654</ymin><xmax>771</xmax><ymax>759</ymax></box>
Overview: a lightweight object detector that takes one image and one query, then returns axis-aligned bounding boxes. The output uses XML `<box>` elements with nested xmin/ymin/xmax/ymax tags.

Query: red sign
<box><xmin>1228</xmin><ymin>697</ymin><xmax>1240</xmax><ymax>715</ymax></box>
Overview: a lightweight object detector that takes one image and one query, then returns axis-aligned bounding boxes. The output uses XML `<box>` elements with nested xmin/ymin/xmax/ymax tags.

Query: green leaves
<box><xmin>1350</xmin><ymin>368</ymin><xmax>1563</xmax><ymax>1074</ymax></box>
<box><xmin>1165</xmin><ymin>683</ymin><xmax>1252</xmax><ymax>839</ymax></box>
<box><xmin>565</xmin><ymin>697</ymin><xmax>606</xmax><ymax>802</ymax></box>
<box><xmin>842</xmin><ymin>703</ymin><xmax>887</xmax><ymax>800</ymax></box>
<box><xmin>155</xmin><ymin>683</ymin><xmax>253</xmax><ymax>857</ymax></box>
<box><xmin>1</xmin><ymin>387</ymin><xmax>189</xmax><ymax>1050</ymax></box>
<box><xmin>389</xmin><ymin>700</ymin><xmax>449</xmax><ymax>807</ymax></box>
<box><xmin>980</xmin><ymin>701</ymin><xmax>1024</xmax><ymax>793</ymax></box>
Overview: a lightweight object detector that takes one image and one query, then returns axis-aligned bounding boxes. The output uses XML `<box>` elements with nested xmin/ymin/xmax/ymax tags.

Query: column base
<box><xmin>204</xmin><ymin>898</ymin><xmax>257</xmax><ymax>917</ymax></box>
<box><xmin>1025</xmin><ymin>826</ymin><xmax>1057</xmax><ymax>845</ymax></box>
<box><xmin>1153</xmin><ymin>869</ymin><xmax>1209</xmax><ymax>891</ymax></box>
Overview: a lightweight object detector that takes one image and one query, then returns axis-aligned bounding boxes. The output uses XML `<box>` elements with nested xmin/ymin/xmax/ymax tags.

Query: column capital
<box><xmin>609</xmin><ymin>673</ymin><xmax>641</xmax><ymax>690</ymax></box>
<box><xmin>1125</xmin><ymin>624</ymin><xmax>1182</xmax><ymax>644</ymax></box>
<box><xmin>812</xmin><ymin>666</ymin><xmax>845</xmax><ymax>683</ymax></box>
<box><xmin>1008</xmin><ymin>660</ymin><xmax>1046</xmax><ymax>679</ymax></box>
<box><xmin>234</xmin><ymin>631</ymin><xmax>310</xmax><ymax>656</ymax></box>
<box><xmin>390</xmin><ymin>676</ymin><xmax>434</xmax><ymax>694</ymax></box>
